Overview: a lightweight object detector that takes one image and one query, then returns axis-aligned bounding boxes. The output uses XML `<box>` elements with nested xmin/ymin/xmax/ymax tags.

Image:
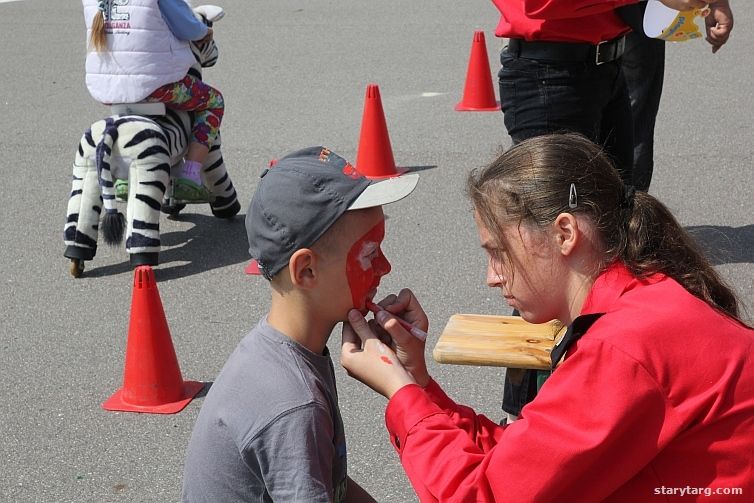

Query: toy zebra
<box><xmin>64</xmin><ymin>5</ymin><xmax>239</xmax><ymax>277</ymax></box>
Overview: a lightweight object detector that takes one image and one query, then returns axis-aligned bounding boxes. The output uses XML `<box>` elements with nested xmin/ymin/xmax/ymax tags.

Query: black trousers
<box><xmin>622</xmin><ymin>33</ymin><xmax>666</xmax><ymax>191</ymax></box>
<box><xmin>498</xmin><ymin>45</ymin><xmax>634</xmax><ymax>182</ymax></box>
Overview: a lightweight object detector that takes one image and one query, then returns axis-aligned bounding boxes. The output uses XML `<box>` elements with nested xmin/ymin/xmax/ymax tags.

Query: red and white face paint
<box><xmin>345</xmin><ymin>219</ymin><xmax>391</xmax><ymax>311</ymax></box>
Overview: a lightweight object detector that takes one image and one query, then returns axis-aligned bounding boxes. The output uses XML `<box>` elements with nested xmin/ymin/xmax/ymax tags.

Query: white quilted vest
<box><xmin>83</xmin><ymin>0</ymin><xmax>197</xmax><ymax>103</ymax></box>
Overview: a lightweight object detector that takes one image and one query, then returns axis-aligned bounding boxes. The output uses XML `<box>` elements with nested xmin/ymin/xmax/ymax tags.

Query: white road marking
<box><xmin>382</xmin><ymin>92</ymin><xmax>449</xmax><ymax>104</ymax></box>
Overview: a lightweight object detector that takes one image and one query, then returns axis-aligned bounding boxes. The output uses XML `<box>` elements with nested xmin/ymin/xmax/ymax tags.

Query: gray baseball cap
<box><xmin>245</xmin><ymin>146</ymin><xmax>419</xmax><ymax>280</ymax></box>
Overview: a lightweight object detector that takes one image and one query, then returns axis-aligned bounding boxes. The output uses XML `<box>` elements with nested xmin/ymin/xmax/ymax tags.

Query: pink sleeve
<box><xmin>385</xmin><ymin>339</ymin><xmax>681</xmax><ymax>501</ymax></box>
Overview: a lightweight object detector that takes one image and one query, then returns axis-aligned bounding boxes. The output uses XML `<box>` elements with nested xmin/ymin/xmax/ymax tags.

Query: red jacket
<box><xmin>491</xmin><ymin>0</ymin><xmax>638</xmax><ymax>44</ymax></box>
<box><xmin>386</xmin><ymin>263</ymin><xmax>754</xmax><ymax>502</ymax></box>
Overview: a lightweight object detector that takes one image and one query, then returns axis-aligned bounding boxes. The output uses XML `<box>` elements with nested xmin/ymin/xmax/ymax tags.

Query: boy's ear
<box><xmin>288</xmin><ymin>249</ymin><xmax>318</xmax><ymax>288</ymax></box>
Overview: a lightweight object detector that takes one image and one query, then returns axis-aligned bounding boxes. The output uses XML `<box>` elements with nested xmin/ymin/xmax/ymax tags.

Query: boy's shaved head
<box><xmin>271</xmin><ymin>207</ymin><xmax>382</xmax><ymax>287</ymax></box>
<box><xmin>271</xmin><ymin>206</ymin><xmax>390</xmax><ymax>317</ymax></box>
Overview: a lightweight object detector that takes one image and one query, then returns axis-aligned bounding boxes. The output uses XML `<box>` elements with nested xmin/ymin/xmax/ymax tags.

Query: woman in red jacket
<box><xmin>341</xmin><ymin>133</ymin><xmax>754</xmax><ymax>502</ymax></box>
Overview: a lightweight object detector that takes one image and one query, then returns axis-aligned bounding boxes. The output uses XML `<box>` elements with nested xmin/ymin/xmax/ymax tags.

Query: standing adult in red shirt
<box><xmin>492</xmin><ymin>0</ymin><xmax>712</xmax><ymax>421</ymax></box>
<box><xmin>340</xmin><ymin>133</ymin><xmax>754</xmax><ymax>502</ymax></box>
<box><xmin>492</xmin><ymin>0</ymin><xmax>708</xmax><ymax>179</ymax></box>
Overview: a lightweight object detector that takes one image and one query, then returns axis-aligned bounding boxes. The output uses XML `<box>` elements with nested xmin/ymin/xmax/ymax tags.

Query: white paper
<box><xmin>643</xmin><ymin>0</ymin><xmax>706</xmax><ymax>41</ymax></box>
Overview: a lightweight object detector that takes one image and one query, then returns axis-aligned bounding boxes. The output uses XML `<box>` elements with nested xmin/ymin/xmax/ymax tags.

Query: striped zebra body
<box><xmin>65</xmin><ymin>116</ymin><xmax>171</xmax><ymax>262</ymax></box>
<box><xmin>64</xmin><ymin>8</ymin><xmax>239</xmax><ymax>268</ymax></box>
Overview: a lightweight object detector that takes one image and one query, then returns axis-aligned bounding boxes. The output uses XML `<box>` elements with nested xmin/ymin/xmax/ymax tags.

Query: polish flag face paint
<box><xmin>345</xmin><ymin>220</ymin><xmax>391</xmax><ymax>311</ymax></box>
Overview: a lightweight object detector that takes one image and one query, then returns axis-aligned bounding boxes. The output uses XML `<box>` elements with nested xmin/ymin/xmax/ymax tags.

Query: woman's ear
<box><xmin>288</xmin><ymin>249</ymin><xmax>318</xmax><ymax>288</ymax></box>
<box><xmin>553</xmin><ymin>212</ymin><xmax>579</xmax><ymax>256</ymax></box>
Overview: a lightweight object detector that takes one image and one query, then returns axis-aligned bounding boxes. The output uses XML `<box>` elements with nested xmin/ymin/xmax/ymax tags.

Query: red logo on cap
<box><xmin>342</xmin><ymin>162</ymin><xmax>361</xmax><ymax>180</ymax></box>
<box><xmin>319</xmin><ymin>148</ymin><xmax>332</xmax><ymax>162</ymax></box>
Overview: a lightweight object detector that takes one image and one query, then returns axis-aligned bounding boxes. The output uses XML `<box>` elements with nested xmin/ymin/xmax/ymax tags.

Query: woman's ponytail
<box><xmin>622</xmin><ymin>191</ymin><xmax>740</xmax><ymax>318</ymax></box>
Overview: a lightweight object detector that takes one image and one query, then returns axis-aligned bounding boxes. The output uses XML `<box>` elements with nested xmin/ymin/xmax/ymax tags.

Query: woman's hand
<box><xmin>341</xmin><ymin>310</ymin><xmax>416</xmax><ymax>399</ymax></box>
<box><xmin>373</xmin><ymin>289</ymin><xmax>431</xmax><ymax>387</ymax></box>
<box><xmin>380</xmin><ymin>288</ymin><xmax>429</xmax><ymax>332</ymax></box>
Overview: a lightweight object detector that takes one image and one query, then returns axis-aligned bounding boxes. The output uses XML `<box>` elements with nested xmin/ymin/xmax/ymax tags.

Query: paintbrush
<box><xmin>365</xmin><ymin>301</ymin><xmax>428</xmax><ymax>342</ymax></box>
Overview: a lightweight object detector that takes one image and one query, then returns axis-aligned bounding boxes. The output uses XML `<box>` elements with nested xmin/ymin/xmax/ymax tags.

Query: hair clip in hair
<box><xmin>568</xmin><ymin>183</ymin><xmax>578</xmax><ymax>209</ymax></box>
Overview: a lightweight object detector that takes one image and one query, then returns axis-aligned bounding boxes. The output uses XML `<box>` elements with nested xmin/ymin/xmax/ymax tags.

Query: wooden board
<box><xmin>432</xmin><ymin>314</ymin><xmax>565</xmax><ymax>370</ymax></box>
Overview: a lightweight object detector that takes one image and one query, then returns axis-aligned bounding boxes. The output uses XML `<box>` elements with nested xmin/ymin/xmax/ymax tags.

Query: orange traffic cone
<box><xmin>244</xmin><ymin>259</ymin><xmax>261</xmax><ymax>275</ymax></box>
<box><xmin>102</xmin><ymin>266</ymin><xmax>203</xmax><ymax>414</ymax></box>
<box><xmin>455</xmin><ymin>31</ymin><xmax>500</xmax><ymax>112</ymax></box>
<box><xmin>355</xmin><ymin>83</ymin><xmax>406</xmax><ymax>179</ymax></box>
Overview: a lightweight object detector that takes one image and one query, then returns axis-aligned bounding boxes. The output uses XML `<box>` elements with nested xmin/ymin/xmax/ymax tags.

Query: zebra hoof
<box><xmin>70</xmin><ymin>258</ymin><xmax>85</xmax><ymax>278</ymax></box>
<box><xmin>130</xmin><ymin>252</ymin><xmax>159</xmax><ymax>267</ymax></box>
<box><xmin>64</xmin><ymin>245</ymin><xmax>96</xmax><ymax>261</ymax></box>
<box><xmin>161</xmin><ymin>202</ymin><xmax>186</xmax><ymax>216</ymax></box>
<box><xmin>211</xmin><ymin>199</ymin><xmax>241</xmax><ymax>219</ymax></box>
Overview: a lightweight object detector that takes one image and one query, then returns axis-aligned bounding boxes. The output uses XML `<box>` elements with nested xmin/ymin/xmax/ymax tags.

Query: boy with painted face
<box><xmin>181</xmin><ymin>146</ymin><xmax>418</xmax><ymax>503</ymax></box>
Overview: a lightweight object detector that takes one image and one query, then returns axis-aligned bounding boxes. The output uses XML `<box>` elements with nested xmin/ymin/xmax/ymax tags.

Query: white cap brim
<box><xmin>347</xmin><ymin>173</ymin><xmax>419</xmax><ymax>210</ymax></box>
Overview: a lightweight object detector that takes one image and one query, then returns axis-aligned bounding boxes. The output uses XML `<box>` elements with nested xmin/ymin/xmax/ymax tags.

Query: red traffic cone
<box><xmin>102</xmin><ymin>266</ymin><xmax>203</xmax><ymax>414</ymax></box>
<box><xmin>244</xmin><ymin>259</ymin><xmax>261</xmax><ymax>275</ymax></box>
<box><xmin>355</xmin><ymin>83</ymin><xmax>406</xmax><ymax>179</ymax></box>
<box><xmin>455</xmin><ymin>31</ymin><xmax>500</xmax><ymax>112</ymax></box>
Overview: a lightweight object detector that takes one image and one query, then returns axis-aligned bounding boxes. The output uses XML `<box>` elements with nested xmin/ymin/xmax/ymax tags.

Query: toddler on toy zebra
<box><xmin>64</xmin><ymin>3</ymin><xmax>239</xmax><ymax>277</ymax></box>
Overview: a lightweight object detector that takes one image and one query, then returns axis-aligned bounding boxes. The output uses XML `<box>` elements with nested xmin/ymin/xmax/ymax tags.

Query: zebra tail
<box><xmin>102</xmin><ymin>212</ymin><xmax>126</xmax><ymax>246</ymax></box>
<box><xmin>95</xmin><ymin>119</ymin><xmax>126</xmax><ymax>245</ymax></box>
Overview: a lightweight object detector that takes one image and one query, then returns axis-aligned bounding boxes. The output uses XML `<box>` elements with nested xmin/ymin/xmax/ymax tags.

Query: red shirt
<box><xmin>491</xmin><ymin>0</ymin><xmax>639</xmax><ymax>43</ymax></box>
<box><xmin>386</xmin><ymin>263</ymin><xmax>754</xmax><ymax>502</ymax></box>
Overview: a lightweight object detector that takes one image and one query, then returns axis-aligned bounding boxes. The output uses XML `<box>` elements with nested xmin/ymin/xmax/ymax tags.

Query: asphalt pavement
<box><xmin>1</xmin><ymin>1</ymin><xmax>752</xmax><ymax>502</ymax></box>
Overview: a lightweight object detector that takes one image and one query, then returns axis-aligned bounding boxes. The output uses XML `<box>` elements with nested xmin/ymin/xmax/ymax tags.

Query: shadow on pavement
<box><xmin>85</xmin><ymin>213</ymin><xmax>249</xmax><ymax>280</ymax></box>
<box><xmin>686</xmin><ymin>224</ymin><xmax>754</xmax><ymax>266</ymax></box>
<box><xmin>404</xmin><ymin>165</ymin><xmax>438</xmax><ymax>173</ymax></box>
<box><xmin>195</xmin><ymin>381</ymin><xmax>213</xmax><ymax>399</ymax></box>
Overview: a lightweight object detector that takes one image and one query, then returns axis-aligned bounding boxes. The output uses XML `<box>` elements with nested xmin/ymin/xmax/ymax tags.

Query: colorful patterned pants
<box><xmin>148</xmin><ymin>74</ymin><xmax>224</xmax><ymax>148</ymax></box>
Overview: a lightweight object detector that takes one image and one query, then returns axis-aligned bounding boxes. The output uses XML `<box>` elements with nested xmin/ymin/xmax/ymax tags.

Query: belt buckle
<box><xmin>595</xmin><ymin>37</ymin><xmax>625</xmax><ymax>65</ymax></box>
<box><xmin>595</xmin><ymin>40</ymin><xmax>610</xmax><ymax>66</ymax></box>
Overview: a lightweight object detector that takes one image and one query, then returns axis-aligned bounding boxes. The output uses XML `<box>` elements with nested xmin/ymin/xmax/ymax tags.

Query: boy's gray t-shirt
<box><xmin>182</xmin><ymin>318</ymin><xmax>348</xmax><ymax>502</ymax></box>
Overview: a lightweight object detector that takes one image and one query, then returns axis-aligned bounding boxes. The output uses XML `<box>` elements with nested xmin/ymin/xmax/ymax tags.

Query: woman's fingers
<box><xmin>340</xmin><ymin>310</ymin><xmax>417</xmax><ymax>398</ymax></box>
<box><xmin>373</xmin><ymin>304</ymin><xmax>432</xmax><ymax>387</ymax></box>
<box><xmin>368</xmin><ymin>319</ymin><xmax>394</xmax><ymax>348</ymax></box>
<box><xmin>390</xmin><ymin>288</ymin><xmax>429</xmax><ymax>331</ymax></box>
<box><xmin>341</xmin><ymin>321</ymin><xmax>361</xmax><ymax>354</ymax></box>
<box><xmin>347</xmin><ymin>309</ymin><xmax>378</xmax><ymax>344</ymax></box>
<box><xmin>376</xmin><ymin>310</ymin><xmax>414</xmax><ymax>346</ymax></box>
<box><xmin>377</xmin><ymin>293</ymin><xmax>398</xmax><ymax>309</ymax></box>
<box><xmin>384</xmin><ymin>289</ymin><xmax>411</xmax><ymax>313</ymax></box>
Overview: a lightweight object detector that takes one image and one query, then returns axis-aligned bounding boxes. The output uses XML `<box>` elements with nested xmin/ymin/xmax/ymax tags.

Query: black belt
<box><xmin>507</xmin><ymin>37</ymin><xmax>626</xmax><ymax>65</ymax></box>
